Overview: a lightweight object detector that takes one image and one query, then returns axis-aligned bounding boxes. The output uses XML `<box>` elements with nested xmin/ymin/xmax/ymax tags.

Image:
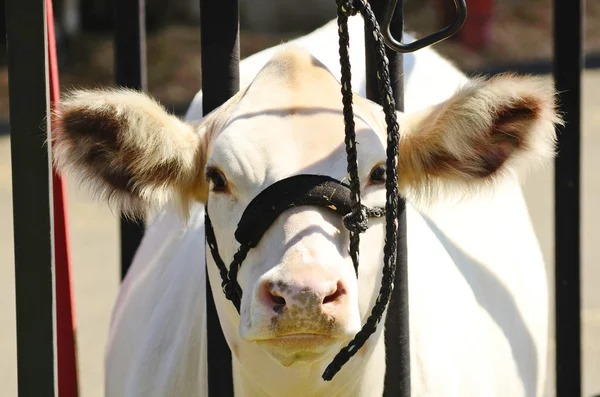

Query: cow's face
<box><xmin>52</xmin><ymin>46</ymin><xmax>560</xmax><ymax>372</ymax></box>
<box><xmin>203</xmin><ymin>50</ymin><xmax>392</xmax><ymax>365</ymax></box>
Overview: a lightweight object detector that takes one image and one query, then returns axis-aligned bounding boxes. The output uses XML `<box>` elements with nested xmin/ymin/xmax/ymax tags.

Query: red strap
<box><xmin>47</xmin><ymin>0</ymin><xmax>79</xmax><ymax>395</ymax></box>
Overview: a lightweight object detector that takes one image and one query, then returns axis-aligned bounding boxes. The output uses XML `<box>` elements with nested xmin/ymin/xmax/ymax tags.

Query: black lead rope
<box><xmin>204</xmin><ymin>0</ymin><xmax>402</xmax><ymax>383</ymax></box>
<box><xmin>204</xmin><ymin>0</ymin><xmax>467</xmax><ymax>391</ymax></box>
<box><xmin>204</xmin><ymin>0</ymin><xmax>402</xmax><ymax>381</ymax></box>
<box><xmin>322</xmin><ymin>0</ymin><xmax>402</xmax><ymax>380</ymax></box>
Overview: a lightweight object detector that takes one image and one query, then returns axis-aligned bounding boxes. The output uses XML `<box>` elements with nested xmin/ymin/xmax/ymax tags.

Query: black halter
<box><xmin>204</xmin><ymin>0</ymin><xmax>405</xmax><ymax>383</ymax></box>
<box><xmin>204</xmin><ymin>174</ymin><xmax>385</xmax><ymax>313</ymax></box>
<box><xmin>202</xmin><ymin>0</ymin><xmax>467</xmax><ymax>391</ymax></box>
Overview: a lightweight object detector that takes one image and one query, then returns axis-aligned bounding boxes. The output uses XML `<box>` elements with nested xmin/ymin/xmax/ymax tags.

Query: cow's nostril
<box><xmin>271</xmin><ymin>293</ymin><xmax>286</xmax><ymax>306</ymax></box>
<box><xmin>323</xmin><ymin>281</ymin><xmax>345</xmax><ymax>305</ymax></box>
<box><xmin>260</xmin><ymin>281</ymin><xmax>287</xmax><ymax>313</ymax></box>
<box><xmin>268</xmin><ymin>291</ymin><xmax>286</xmax><ymax>313</ymax></box>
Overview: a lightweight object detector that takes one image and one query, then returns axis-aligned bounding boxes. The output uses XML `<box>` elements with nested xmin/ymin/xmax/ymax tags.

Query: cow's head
<box><xmin>51</xmin><ymin>47</ymin><xmax>560</xmax><ymax>386</ymax></box>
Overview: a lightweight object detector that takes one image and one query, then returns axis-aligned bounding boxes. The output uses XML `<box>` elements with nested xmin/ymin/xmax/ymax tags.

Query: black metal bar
<box><xmin>119</xmin><ymin>218</ymin><xmax>145</xmax><ymax>280</ymax></box>
<box><xmin>200</xmin><ymin>0</ymin><xmax>240</xmax><ymax>114</ymax></box>
<box><xmin>199</xmin><ymin>0</ymin><xmax>240</xmax><ymax>395</ymax></box>
<box><xmin>553</xmin><ymin>0</ymin><xmax>583</xmax><ymax>395</ymax></box>
<box><xmin>366</xmin><ymin>1</ymin><xmax>410</xmax><ymax>396</ymax></box>
<box><xmin>114</xmin><ymin>0</ymin><xmax>147</xmax><ymax>280</ymax></box>
<box><xmin>6</xmin><ymin>0</ymin><xmax>56</xmax><ymax>395</ymax></box>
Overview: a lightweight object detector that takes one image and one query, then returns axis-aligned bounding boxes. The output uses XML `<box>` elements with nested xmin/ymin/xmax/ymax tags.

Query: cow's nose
<box><xmin>259</xmin><ymin>273</ymin><xmax>346</xmax><ymax>314</ymax></box>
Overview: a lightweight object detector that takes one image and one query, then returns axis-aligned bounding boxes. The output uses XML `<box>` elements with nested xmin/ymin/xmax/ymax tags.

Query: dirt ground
<box><xmin>0</xmin><ymin>0</ymin><xmax>599</xmax><ymax>119</ymax></box>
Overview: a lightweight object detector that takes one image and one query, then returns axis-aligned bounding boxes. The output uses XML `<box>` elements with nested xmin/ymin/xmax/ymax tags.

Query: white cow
<box><xmin>52</xmin><ymin>17</ymin><xmax>559</xmax><ymax>397</ymax></box>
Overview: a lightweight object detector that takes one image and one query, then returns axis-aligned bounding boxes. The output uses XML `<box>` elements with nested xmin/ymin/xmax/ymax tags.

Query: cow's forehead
<box><xmin>238</xmin><ymin>46</ymin><xmax>347</xmax><ymax>111</ymax></box>
<box><xmin>207</xmin><ymin>46</ymin><xmax>387</xmax><ymax>185</ymax></box>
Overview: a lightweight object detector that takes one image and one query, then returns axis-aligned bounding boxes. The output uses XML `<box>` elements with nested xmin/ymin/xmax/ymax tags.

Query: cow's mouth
<box><xmin>256</xmin><ymin>333</ymin><xmax>340</xmax><ymax>367</ymax></box>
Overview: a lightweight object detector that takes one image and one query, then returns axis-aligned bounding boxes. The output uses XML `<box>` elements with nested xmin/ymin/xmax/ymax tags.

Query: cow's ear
<box><xmin>51</xmin><ymin>89</ymin><xmax>211</xmax><ymax>219</ymax></box>
<box><xmin>397</xmin><ymin>74</ymin><xmax>562</xmax><ymax>195</ymax></box>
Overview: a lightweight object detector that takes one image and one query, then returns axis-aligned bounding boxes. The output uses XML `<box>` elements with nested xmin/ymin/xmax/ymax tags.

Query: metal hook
<box><xmin>383</xmin><ymin>0</ymin><xmax>468</xmax><ymax>53</ymax></box>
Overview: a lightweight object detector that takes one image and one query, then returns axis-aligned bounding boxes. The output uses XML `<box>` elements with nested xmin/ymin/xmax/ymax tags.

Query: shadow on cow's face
<box><xmin>203</xmin><ymin>47</ymin><xmax>390</xmax><ymax>367</ymax></box>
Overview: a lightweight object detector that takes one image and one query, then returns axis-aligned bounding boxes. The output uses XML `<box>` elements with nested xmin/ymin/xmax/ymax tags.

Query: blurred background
<box><xmin>0</xmin><ymin>0</ymin><xmax>599</xmax><ymax>121</ymax></box>
<box><xmin>1</xmin><ymin>0</ymin><xmax>599</xmax><ymax>396</ymax></box>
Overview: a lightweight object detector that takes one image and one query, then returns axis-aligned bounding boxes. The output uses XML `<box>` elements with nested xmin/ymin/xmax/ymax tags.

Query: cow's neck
<box><xmin>231</xmin><ymin>330</ymin><xmax>386</xmax><ymax>397</ymax></box>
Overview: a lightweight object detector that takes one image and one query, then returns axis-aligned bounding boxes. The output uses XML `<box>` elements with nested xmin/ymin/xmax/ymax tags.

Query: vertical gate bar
<box><xmin>6</xmin><ymin>0</ymin><xmax>56</xmax><ymax>395</ymax></box>
<box><xmin>47</xmin><ymin>0</ymin><xmax>80</xmax><ymax>394</ymax></box>
<box><xmin>199</xmin><ymin>0</ymin><xmax>240</xmax><ymax>113</ymax></box>
<box><xmin>365</xmin><ymin>1</ymin><xmax>410</xmax><ymax>396</ymax></box>
<box><xmin>553</xmin><ymin>0</ymin><xmax>583</xmax><ymax>395</ymax></box>
<box><xmin>199</xmin><ymin>0</ymin><xmax>240</xmax><ymax>395</ymax></box>
<box><xmin>114</xmin><ymin>0</ymin><xmax>148</xmax><ymax>280</ymax></box>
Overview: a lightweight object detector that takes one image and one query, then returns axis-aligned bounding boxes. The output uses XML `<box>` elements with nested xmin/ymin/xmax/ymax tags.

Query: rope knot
<box><xmin>343</xmin><ymin>207</ymin><xmax>368</xmax><ymax>234</ymax></box>
<box><xmin>336</xmin><ymin>0</ymin><xmax>359</xmax><ymax>16</ymax></box>
<box><xmin>222</xmin><ymin>281</ymin><xmax>238</xmax><ymax>301</ymax></box>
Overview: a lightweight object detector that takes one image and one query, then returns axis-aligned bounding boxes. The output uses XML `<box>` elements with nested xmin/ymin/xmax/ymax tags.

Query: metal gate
<box><xmin>6</xmin><ymin>0</ymin><xmax>583</xmax><ymax>395</ymax></box>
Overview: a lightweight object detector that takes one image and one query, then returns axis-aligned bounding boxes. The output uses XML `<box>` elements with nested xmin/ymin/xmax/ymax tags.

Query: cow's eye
<box><xmin>206</xmin><ymin>167</ymin><xmax>228</xmax><ymax>192</ymax></box>
<box><xmin>369</xmin><ymin>164</ymin><xmax>386</xmax><ymax>185</ymax></box>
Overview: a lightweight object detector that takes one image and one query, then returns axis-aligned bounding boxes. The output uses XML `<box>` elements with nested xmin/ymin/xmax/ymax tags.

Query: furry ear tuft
<box><xmin>398</xmin><ymin>74</ymin><xmax>562</xmax><ymax>200</ymax></box>
<box><xmin>51</xmin><ymin>88</ymin><xmax>208</xmax><ymax>218</ymax></box>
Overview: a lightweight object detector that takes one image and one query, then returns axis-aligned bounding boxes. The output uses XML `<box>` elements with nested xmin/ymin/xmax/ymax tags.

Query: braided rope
<box><xmin>205</xmin><ymin>210</ymin><xmax>243</xmax><ymax>311</ymax></box>
<box><xmin>204</xmin><ymin>0</ymin><xmax>402</xmax><ymax>381</ymax></box>
<box><xmin>337</xmin><ymin>4</ymin><xmax>366</xmax><ymax>277</ymax></box>
<box><xmin>322</xmin><ymin>0</ymin><xmax>401</xmax><ymax>381</ymax></box>
<box><xmin>227</xmin><ymin>245</ymin><xmax>250</xmax><ymax>302</ymax></box>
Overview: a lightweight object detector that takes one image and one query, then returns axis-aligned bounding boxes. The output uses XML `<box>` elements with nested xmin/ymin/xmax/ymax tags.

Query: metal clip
<box><xmin>383</xmin><ymin>0</ymin><xmax>468</xmax><ymax>53</ymax></box>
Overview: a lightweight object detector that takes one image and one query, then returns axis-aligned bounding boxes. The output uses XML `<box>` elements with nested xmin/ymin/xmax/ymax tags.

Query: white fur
<box><xmin>100</xmin><ymin>17</ymin><xmax>552</xmax><ymax>397</ymax></box>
